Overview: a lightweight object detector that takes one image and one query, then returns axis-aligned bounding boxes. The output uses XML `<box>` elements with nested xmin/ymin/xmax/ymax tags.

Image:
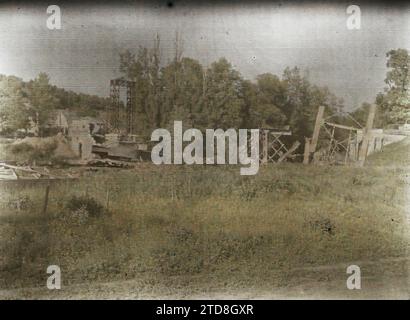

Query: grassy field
<box><xmin>0</xmin><ymin>139</ymin><xmax>409</xmax><ymax>298</ymax></box>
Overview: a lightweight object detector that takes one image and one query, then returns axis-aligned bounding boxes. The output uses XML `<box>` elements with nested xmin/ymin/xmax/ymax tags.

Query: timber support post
<box><xmin>310</xmin><ymin>105</ymin><xmax>325</xmax><ymax>153</ymax></box>
<box><xmin>358</xmin><ymin>104</ymin><xmax>376</xmax><ymax>166</ymax></box>
<box><xmin>304</xmin><ymin>105</ymin><xmax>325</xmax><ymax>164</ymax></box>
<box><xmin>261</xmin><ymin>130</ymin><xmax>269</xmax><ymax>164</ymax></box>
<box><xmin>42</xmin><ymin>182</ymin><xmax>50</xmax><ymax>215</ymax></box>
<box><xmin>303</xmin><ymin>138</ymin><xmax>311</xmax><ymax>165</ymax></box>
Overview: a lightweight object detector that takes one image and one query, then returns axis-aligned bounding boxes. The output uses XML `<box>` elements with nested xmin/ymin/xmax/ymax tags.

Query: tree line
<box><xmin>351</xmin><ymin>49</ymin><xmax>410</xmax><ymax>128</ymax></box>
<box><xmin>1</xmin><ymin>36</ymin><xmax>409</xmax><ymax>142</ymax></box>
<box><xmin>118</xmin><ymin>35</ymin><xmax>344</xmax><ymax>144</ymax></box>
<box><xmin>119</xmin><ymin>39</ymin><xmax>410</xmax><ymax>145</ymax></box>
<box><xmin>0</xmin><ymin>73</ymin><xmax>110</xmax><ymax>135</ymax></box>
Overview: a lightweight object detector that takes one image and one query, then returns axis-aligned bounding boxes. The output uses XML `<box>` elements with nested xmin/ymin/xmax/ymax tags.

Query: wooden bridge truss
<box><xmin>303</xmin><ymin>105</ymin><xmax>377</xmax><ymax>166</ymax></box>
<box><xmin>319</xmin><ymin>121</ymin><xmax>362</xmax><ymax>163</ymax></box>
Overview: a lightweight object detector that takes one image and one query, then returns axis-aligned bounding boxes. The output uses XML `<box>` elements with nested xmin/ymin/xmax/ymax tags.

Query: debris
<box><xmin>87</xmin><ymin>159</ymin><xmax>133</xmax><ymax>168</ymax></box>
<box><xmin>0</xmin><ymin>162</ymin><xmax>46</xmax><ymax>177</ymax></box>
<box><xmin>0</xmin><ymin>165</ymin><xmax>18</xmax><ymax>180</ymax></box>
<box><xmin>260</xmin><ymin>127</ymin><xmax>293</xmax><ymax>164</ymax></box>
<box><xmin>0</xmin><ymin>162</ymin><xmax>78</xmax><ymax>180</ymax></box>
<box><xmin>277</xmin><ymin>141</ymin><xmax>301</xmax><ymax>163</ymax></box>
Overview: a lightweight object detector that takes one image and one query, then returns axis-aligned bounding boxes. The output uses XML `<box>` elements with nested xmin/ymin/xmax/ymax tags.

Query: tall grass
<box><xmin>0</xmin><ymin>140</ymin><xmax>408</xmax><ymax>291</ymax></box>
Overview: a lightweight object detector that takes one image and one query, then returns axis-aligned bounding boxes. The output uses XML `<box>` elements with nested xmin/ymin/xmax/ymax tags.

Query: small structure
<box><xmin>44</xmin><ymin>110</ymin><xmax>71</xmax><ymax>135</ymax></box>
<box><xmin>42</xmin><ymin>110</ymin><xmax>106</xmax><ymax>160</ymax></box>
<box><xmin>304</xmin><ymin>106</ymin><xmax>370</xmax><ymax>165</ymax></box>
<box><xmin>304</xmin><ymin>105</ymin><xmax>407</xmax><ymax>166</ymax></box>
<box><xmin>68</xmin><ymin>117</ymin><xmax>105</xmax><ymax>160</ymax></box>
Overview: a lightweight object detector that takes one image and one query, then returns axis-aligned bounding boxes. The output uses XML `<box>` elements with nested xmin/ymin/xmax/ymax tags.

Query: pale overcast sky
<box><xmin>0</xmin><ymin>1</ymin><xmax>409</xmax><ymax>110</ymax></box>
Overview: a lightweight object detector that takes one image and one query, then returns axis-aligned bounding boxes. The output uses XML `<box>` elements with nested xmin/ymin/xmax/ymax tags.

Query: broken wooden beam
<box><xmin>324</xmin><ymin>122</ymin><xmax>361</xmax><ymax>131</ymax></box>
<box><xmin>310</xmin><ymin>106</ymin><xmax>325</xmax><ymax>154</ymax></box>
<box><xmin>277</xmin><ymin>141</ymin><xmax>301</xmax><ymax>163</ymax></box>
<box><xmin>0</xmin><ymin>166</ymin><xmax>18</xmax><ymax>180</ymax></box>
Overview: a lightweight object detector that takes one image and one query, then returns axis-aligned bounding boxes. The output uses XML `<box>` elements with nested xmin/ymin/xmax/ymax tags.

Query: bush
<box><xmin>7</xmin><ymin>139</ymin><xmax>58</xmax><ymax>162</ymax></box>
<box><xmin>9</xmin><ymin>142</ymin><xmax>35</xmax><ymax>154</ymax></box>
<box><xmin>66</xmin><ymin>196</ymin><xmax>105</xmax><ymax>218</ymax></box>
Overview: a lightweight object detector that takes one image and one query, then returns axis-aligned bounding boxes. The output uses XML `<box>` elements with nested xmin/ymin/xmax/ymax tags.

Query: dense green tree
<box><xmin>0</xmin><ymin>75</ymin><xmax>30</xmax><ymax>132</ymax></box>
<box><xmin>280</xmin><ymin>67</ymin><xmax>344</xmax><ymax>143</ymax></box>
<box><xmin>120</xmin><ymin>35</ymin><xmax>163</xmax><ymax>135</ymax></box>
<box><xmin>377</xmin><ymin>49</ymin><xmax>410</xmax><ymax>125</ymax></box>
<box><xmin>52</xmin><ymin>86</ymin><xmax>110</xmax><ymax>116</ymax></box>
<box><xmin>281</xmin><ymin>67</ymin><xmax>317</xmax><ymax>142</ymax></box>
<box><xmin>0</xmin><ymin>73</ymin><xmax>116</xmax><ymax>135</ymax></box>
<box><xmin>238</xmin><ymin>79</ymin><xmax>257</xmax><ymax>128</ymax></box>
<box><xmin>349</xmin><ymin>102</ymin><xmax>383</xmax><ymax>128</ymax></box>
<box><xmin>27</xmin><ymin>72</ymin><xmax>59</xmax><ymax>134</ymax></box>
<box><xmin>117</xmin><ymin>36</ymin><xmax>347</xmax><ymax>144</ymax></box>
<box><xmin>162</xmin><ymin>57</ymin><xmax>205</xmax><ymax>130</ymax></box>
<box><xmin>248</xmin><ymin>73</ymin><xmax>287</xmax><ymax>128</ymax></box>
<box><xmin>202</xmin><ymin>58</ymin><xmax>245</xmax><ymax>129</ymax></box>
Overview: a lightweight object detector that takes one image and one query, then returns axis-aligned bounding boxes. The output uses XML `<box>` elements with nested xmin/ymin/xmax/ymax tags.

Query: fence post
<box><xmin>261</xmin><ymin>130</ymin><xmax>268</xmax><ymax>164</ymax></box>
<box><xmin>310</xmin><ymin>105</ymin><xmax>325</xmax><ymax>154</ymax></box>
<box><xmin>42</xmin><ymin>182</ymin><xmax>50</xmax><ymax>215</ymax></box>
<box><xmin>105</xmin><ymin>186</ymin><xmax>110</xmax><ymax>211</ymax></box>
<box><xmin>303</xmin><ymin>138</ymin><xmax>311</xmax><ymax>165</ymax></box>
<box><xmin>358</xmin><ymin>104</ymin><xmax>376</xmax><ymax>166</ymax></box>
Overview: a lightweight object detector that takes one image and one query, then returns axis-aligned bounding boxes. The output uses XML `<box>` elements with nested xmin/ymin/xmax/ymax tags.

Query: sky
<box><xmin>0</xmin><ymin>0</ymin><xmax>409</xmax><ymax>110</ymax></box>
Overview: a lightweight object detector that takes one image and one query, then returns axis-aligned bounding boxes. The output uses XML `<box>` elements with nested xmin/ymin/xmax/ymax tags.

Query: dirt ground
<box><xmin>1</xmin><ymin>256</ymin><xmax>408</xmax><ymax>299</ymax></box>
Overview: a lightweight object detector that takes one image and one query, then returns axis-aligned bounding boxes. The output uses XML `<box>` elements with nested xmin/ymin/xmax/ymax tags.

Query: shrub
<box><xmin>66</xmin><ymin>196</ymin><xmax>105</xmax><ymax>218</ymax></box>
<box><xmin>7</xmin><ymin>139</ymin><xmax>58</xmax><ymax>162</ymax></box>
<box><xmin>309</xmin><ymin>217</ymin><xmax>336</xmax><ymax>235</ymax></box>
<box><xmin>9</xmin><ymin>142</ymin><xmax>34</xmax><ymax>154</ymax></box>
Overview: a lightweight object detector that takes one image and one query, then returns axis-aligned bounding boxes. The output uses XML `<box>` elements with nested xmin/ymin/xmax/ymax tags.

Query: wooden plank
<box><xmin>0</xmin><ymin>163</ymin><xmax>43</xmax><ymax>175</ymax></box>
<box><xmin>303</xmin><ymin>138</ymin><xmax>311</xmax><ymax>165</ymax></box>
<box><xmin>310</xmin><ymin>106</ymin><xmax>325</xmax><ymax>153</ymax></box>
<box><xmin>0</xmin><ymin>167</ymin><xmax>18</xmax><ymax>180</ymax></box>
<box><xmin>324</xmin><ymin>122</ymin><xmax>360</xmax><ymax>131</ymax></box>
<box><xmin>358</xmin><ymin>104</ymin><xmax>377</xmax><ymax>166</ymax></box>
<box><xmin>261</xmin><ymin>130</ymin><xmax>269</xmax><ymax>164</ymax></box>
<box><xmin>277</xmin><ymin>141</ymin><xmax>301</xmax><ymax>163</ymax></box>
<box><xmin>269</xmin><ymin>131</ymin><xmax>292</xmax><ymax>136</ymax></box>
<box><xmin>42</xmin><ymin>184</ymin><xmax>50</xmax><ymax>215</ymax></box>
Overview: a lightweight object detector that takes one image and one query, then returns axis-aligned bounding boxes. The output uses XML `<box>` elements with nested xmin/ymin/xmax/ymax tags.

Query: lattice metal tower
<box><xmin>108</xmin><ymin>78</ymin><xmax>136</xmax><ymax>134</ymax></box>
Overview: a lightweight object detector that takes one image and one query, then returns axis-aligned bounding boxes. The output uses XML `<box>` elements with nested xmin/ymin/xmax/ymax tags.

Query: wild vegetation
<box><xmin>0</xmin><ymin>138</ymin><xmax>408</xmax><ymax>297</ymax></box>
<box><xmin>2</xmin><ymin>42</ymin><xmax>409</xmax><ymax>153</ymax></box>
<box><xmin>0</xmin><ymin>73</ymin><xmax>111</xmax><ymax>136</ymax></box>
<box><xmin>0</xmin><ymin>135</ymin><xmax>75</xmax><ymax>165</ymax></box>
<box><xmin>118</xmin><ymin>35</ymin><xmax>344</xmax><ymax>145</ymax></box>
<box><xmin>0</xmin><ymin>37</ymin><xmax>409</xmax><ymax>298</ymax></box>
<box><xmin>352</xmin><ymin>49</ymin><xmax>410</xmax><ymax>127</ymax></box>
